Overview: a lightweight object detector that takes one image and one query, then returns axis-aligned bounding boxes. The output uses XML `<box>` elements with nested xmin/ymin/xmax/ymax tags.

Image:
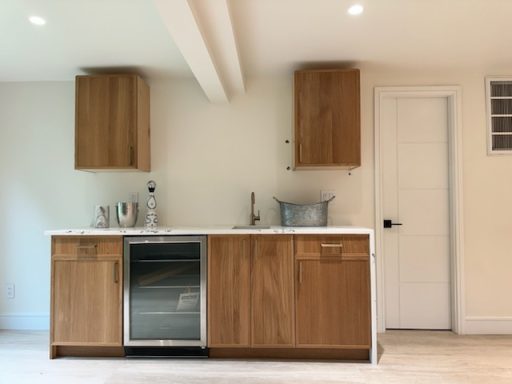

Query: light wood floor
<box><xmin>1</xmin><ymin>330</ymin><xmax>512</xmax><ymax>383</ymax></box>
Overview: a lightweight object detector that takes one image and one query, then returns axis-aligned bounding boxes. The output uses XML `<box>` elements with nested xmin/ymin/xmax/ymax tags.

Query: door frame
<box><xmin>374</xmin><ymin>86</ymin><xmax>465</xmax><ymax>334</ymax></box>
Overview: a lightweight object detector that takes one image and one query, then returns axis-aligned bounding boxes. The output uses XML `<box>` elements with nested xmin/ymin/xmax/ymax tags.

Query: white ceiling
<box><xmin>2</xmin><ymin>0</ymin><xmax>512</xmax><ymax>100</ymax></box>
<box><xmin>0</xmin><ymin>0</ymin><xmax>192</xmax><ymax>81</ymax></box>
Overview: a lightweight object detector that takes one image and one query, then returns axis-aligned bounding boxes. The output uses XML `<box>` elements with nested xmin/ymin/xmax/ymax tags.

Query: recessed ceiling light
<box><xmin>28</xmin><ymin>16</ymin><xmax>46</xmax><ymax>26</ymax></box>
<box><xmin>347</xmin><ymin>4</ymin><xmax>364</xmax><ymax>16</ymax></box>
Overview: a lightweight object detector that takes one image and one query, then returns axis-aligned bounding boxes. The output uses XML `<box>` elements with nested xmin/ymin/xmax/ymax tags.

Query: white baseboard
<box><xmin>464</xmin><ymin>316</ymin><xmax>512</xmax><ymax>334</ymax></box>
<box><xmin>0</xmin><ymin>313</ymin><xmax>49</xmax><ymax>330</ymax></box>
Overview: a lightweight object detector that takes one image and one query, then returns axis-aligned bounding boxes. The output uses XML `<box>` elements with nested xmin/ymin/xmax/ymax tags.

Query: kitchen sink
<box><xmin>232</xmin><ymin>225</ymin><xmax>271</xmax><ymax>230</ymax></box>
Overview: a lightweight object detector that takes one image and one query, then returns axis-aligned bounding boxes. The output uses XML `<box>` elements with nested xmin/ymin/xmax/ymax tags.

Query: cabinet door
<box><xmin>296</xmin><ymin>259</ymin><xmax>370</xmax><ymax>347</ymax></box>
<box><xmin>295</xmin><ymin>69</ymin><xmax>360</xmax><ymax>168</ymax></box>
<box><xmin>208</xmin><ymin>236</ymin><xmax>251</xmax><ymax>347</ymax></box>
<box><xmin>52</xmin><ymin>258</ymin><xmax>122</xmax><ymax>345</ymax></box>
<box><xmin>75</xmin><ymin>75</ymin><xmax>136</xmax><ymax>169</ymax></box>
<box><xmin>251</xmin><ymin>235</ymin><xmax>294</xmax><ymax>347</ymax></box>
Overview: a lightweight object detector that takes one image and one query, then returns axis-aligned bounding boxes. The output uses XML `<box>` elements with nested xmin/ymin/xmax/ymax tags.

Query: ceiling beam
<box><xmin>154</xmin><ymin>0</ymin><xmax>245</xmax><ymax>103</ymax></box>
<box><xmin>192</xmin><ymin>0</ymin><xmax>245</xmax><ymax>95</ymax></box>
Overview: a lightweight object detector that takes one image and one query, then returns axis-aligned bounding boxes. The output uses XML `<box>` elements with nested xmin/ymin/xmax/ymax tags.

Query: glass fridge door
<box><xmin>128</xmin><ymin>241</ymin><xmax>202</xmax><ymax>342</ymax></box>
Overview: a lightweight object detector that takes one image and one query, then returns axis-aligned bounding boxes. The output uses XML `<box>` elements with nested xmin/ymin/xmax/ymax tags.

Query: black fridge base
<box><xmin>124</xmin><ymin>347</ymin><xmax>209</xmax><ymax>358</ymax></box>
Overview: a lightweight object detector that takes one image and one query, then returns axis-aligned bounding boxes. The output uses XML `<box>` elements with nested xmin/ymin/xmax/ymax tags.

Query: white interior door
<box><xmin>382</xmin><ymin>97</ymin><xmax>451</xmax><ymax>330</ymax></box>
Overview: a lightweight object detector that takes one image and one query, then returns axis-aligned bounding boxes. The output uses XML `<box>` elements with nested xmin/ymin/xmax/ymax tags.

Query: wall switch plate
<box><xmin>6</xmin><ymin>283</ymin><xmax>14</xmax><ymax>299</ymax></box>
<box><xmin>321</xmin><ymin>190</ymin><xmax>336</xmax><ymax>202</ymax></box>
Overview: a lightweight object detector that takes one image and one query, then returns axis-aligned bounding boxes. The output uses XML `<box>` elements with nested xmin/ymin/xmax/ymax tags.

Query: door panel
<box><xmin>295</xmin><ymin>69</ymin><xmax>360</xmax><ymax>166</ymax></box>
<box><xmin>383</xmin><ymin>96</ymin><xmax>451</xmax><ymax>330</ymax></box>
<box><xmin>400</xmin><ymin>282</ymin><xmax>451</xmax><ymax>329</ymax></box>
<box><xmin>398</xmin><ymin>189</ymin><xmax>449</xmax><ymax>236</ymax></box>
<box><xmin>75</xmin><ymin>75</ymin><xmax>135</xmax><ymax>168</ymax></box>
<box><xmin>296</xmin><ymin>259</ymin><xmax>370</xmax><ymax>347</ymax></box>
<box><xmin>76</xmin><ymin>76</ymin><xmax>110</xmax><ymax>167</ymax></box>
<box><xmin>108</xmin><ymin>76</ymin><xmax>136</xmax><ymax>167</ymax></box>
<box><xmin>383</xmin><ymin>232</ymin><xmax>400</xmax><ymax>327</ymax></box>
<box><xmin>396</xmin><ymin>98</ymin><xmax>448</xmax><ymax>142</ymax></box>
<box><xmin>399</xmin><ymin>236</ymin><xmax>450</xmax><ymax>282</ymax></box>
<box><xmin>208</xmin><ymin>236</ymin><xmax>251</xmax><ymax>347</ymax></box>
<box><xmin>398</xmin><ymin>143</ymin><xmax>448</xmax><ymax>189</ymax></box>
<box><xmin>251</xmin><ymin>235</ymin><xmax>294</xmax><ymax>347</ymax></box>
<box><xmin>53</xmin><ymin>259</ymin><xmax>122</xmax><ymax>344</ymax></box>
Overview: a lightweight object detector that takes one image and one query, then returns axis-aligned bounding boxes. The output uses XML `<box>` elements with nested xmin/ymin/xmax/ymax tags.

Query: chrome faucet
<box><xmin>250</xmin><ymin>192</ymin><xmax>261</xmax><ymax>226</ymax></box>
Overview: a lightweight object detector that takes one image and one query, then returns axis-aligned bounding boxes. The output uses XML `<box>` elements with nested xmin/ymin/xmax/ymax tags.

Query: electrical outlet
<box><xmin>6</xmin><ymin>283</ymin><xmax>15</xmax><ymax>299</ymax></box>
<box><xmin>321</xmin><ymin>190</ymin><xmax>336</xmax><ymax>202</ymax></box>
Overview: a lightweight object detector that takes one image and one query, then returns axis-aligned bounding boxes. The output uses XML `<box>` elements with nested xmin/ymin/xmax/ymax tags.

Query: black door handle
<box><xmin>383</xmin><ymin>219</ymin><xmax>403</xmax><ymax>228</ymax></box>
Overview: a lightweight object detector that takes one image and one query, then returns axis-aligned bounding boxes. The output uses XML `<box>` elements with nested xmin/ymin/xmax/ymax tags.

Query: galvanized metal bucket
<box><xmin>273</xmin><ymin>196</ymin><xmax>335</xmax><ymax>227</ymax></box>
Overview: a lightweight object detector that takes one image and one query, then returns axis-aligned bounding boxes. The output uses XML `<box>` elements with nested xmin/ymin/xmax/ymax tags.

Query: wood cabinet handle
<box><xmin>299</xmin><ymin>261</ymin><xmax>303</xmax><ymax>284</ymax></box>
<box><xmin>299</xmin><ymin>143</ymin><xmax>303</xmax><ymax>163</ymax></box>
<box><xmin>129</xmin><ymin>146</ymin><xmax>134</xmax><ymax>166</ymax></box>
<box><xmin>320</xmin><ymin>243</ymin><xmax>343</xmax><ymax>248</ymax></box>
<box><xmin>113</xmin><ymin>262</ymin><xmax>119</xmax><ymax>283</ymax></box>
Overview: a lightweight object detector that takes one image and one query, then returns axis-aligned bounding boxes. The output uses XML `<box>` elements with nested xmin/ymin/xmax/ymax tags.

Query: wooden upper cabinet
<box><xmin>294</xmin><ymin>69</ymin><xmax>360</xmax><ymax>169</ymax></box>
<box><xmin>208</xmin><ymin>235</ymin><xmax>251</xmax><ymax>347</ymax></box>
<box><xmin>75</xmin><ymin>74</ymin><xmax>150</xmax><ymax>171</ymax></box>
<box><xmin>251</xmin><ymin>235</ymin><xmax>294</xmax><ymax>347</ymax></box>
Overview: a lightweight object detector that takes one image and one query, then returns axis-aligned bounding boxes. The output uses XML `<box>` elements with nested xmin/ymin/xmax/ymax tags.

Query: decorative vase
<box><xmin>144</xmin><ymin>180</ymin><xmax>159</xmax><ymax>229</ymax></box>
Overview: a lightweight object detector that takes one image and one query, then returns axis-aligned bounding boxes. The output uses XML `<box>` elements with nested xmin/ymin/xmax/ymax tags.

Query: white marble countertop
<box><xmin>45</xmin><ymin>226</ymin><xmax>374</xmax><ymax>236</ymax></box>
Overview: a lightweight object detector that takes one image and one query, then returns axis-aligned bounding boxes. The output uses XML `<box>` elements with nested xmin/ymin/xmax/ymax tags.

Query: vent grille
<box><xmin>487</xmin><ymin>77</ymin><xmax>512</xmax><ymax>154</ymax></box>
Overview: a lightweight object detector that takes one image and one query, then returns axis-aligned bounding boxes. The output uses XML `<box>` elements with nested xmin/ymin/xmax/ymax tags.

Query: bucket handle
<box><xmin>273</xmin><ymin>196</ymin><xmax>335</xmax><ymax>204</ymax></box>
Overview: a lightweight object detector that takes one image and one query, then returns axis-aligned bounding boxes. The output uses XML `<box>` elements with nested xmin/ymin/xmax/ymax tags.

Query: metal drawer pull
<box><xmin>76</xmin><ymin>244</ymin><xmax>97</xmax><ymax>251</ymax></box>
<box><xmin>320</xmin><ymin>243</ymin><xmax>343</xmax><ymax>248</ymax></box>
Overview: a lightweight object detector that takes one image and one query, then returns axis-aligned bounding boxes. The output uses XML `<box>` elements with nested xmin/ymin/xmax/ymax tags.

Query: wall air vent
<box><xmin>486</xmin><ymin>77</ymin><xmax>512</xmax><ymax>154</ymax></box>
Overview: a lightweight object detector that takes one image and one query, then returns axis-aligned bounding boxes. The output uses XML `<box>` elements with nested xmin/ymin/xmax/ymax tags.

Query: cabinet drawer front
<box><xmin>294</xmin><ymin>235</ymin><xmax>369</xmax><ymax>259</ymax></box>
<box><xmin>52</xmin><ymin>236</ymin><xmax>122</xmax><ymax>258</ymax></box>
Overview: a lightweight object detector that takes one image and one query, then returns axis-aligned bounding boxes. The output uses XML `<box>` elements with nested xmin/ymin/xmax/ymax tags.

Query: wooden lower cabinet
<box><xmin>208</xmin><ymin>233</ymin><xmax>371</xmax><ymax>360</ymax></box>
<box><xmin>295</xmin><ymin>234</ymin><xmax>371</xmax><ymax>349</ymax></box>
<box><xmin>50</xmin><ymin>233</ymin><xmax>370</xmax><ymax>360</ymax></box>
<box><xmin>50</xmin><ymin>236</ymin><xmax>123</xmax><ymax>358</ymax></box>
<box><xmin>208</xmin><ymin>235</ymin><xmax>294</xmax><ymax>348</ymax></box>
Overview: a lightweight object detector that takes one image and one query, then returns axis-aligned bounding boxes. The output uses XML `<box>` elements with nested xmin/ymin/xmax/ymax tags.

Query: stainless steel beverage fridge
<box><xmin>123</xmin><ymin>236</ymin><xmax>207</xmax><ymax>356</ymax></box>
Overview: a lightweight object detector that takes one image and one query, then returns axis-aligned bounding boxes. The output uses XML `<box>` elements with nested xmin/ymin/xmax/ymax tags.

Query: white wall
<box><xmin>0</xmin><ymin>77</ymin><xmax>370</xmax><ymax>329</ymax></box>
<box><xmin>0</xmin><ymin>70</ymin><xmax>511</xmax><ymax>332</ymax></box>
<box><xmin>149</xmin><ymin>77</ymin><xmax>373</xmax><ymax>228</ymax></box>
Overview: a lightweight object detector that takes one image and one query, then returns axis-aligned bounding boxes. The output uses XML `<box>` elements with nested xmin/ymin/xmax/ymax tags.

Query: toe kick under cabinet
<box><xmin>207</xmin><ymin>234</ymin><xmax>372</xmax><ymax>361</ymax></box>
